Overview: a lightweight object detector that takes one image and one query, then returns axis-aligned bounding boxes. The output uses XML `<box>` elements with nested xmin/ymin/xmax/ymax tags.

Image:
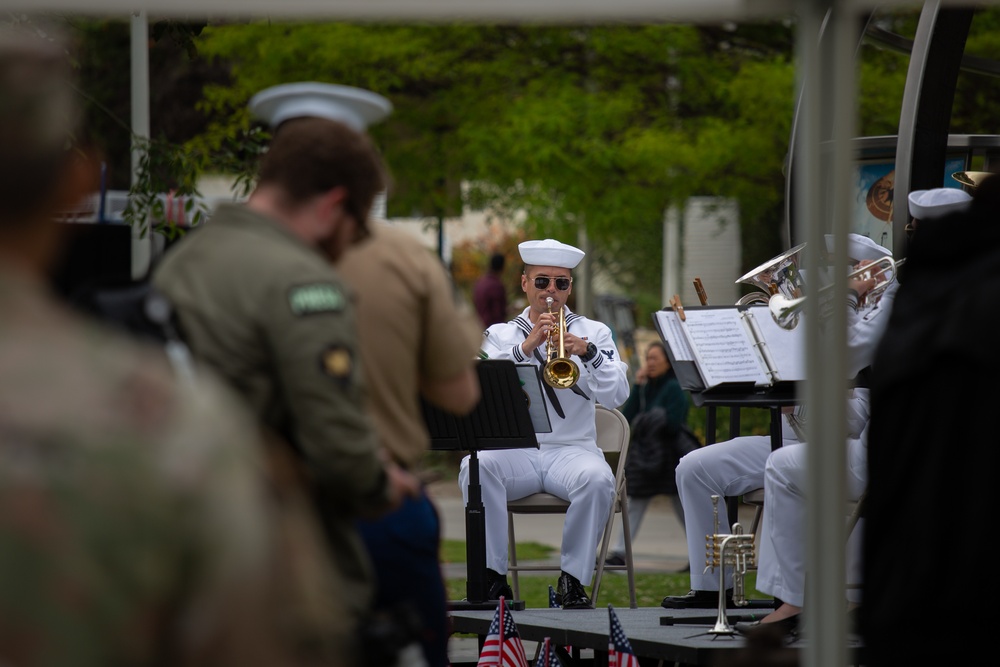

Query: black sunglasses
<box><xmin>532</xmin><ymin>275</ymin><xmax>572</xmax><ymax>291</ymax></box>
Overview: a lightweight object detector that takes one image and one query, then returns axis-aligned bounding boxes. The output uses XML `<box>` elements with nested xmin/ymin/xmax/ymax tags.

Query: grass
<box><xmin>441</xmin><ymin>539</ymin><xmax>767</xmax><ymax>610</ymax></box>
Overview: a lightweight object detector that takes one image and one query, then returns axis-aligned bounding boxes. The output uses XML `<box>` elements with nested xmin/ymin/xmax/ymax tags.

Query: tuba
<box><xmin>542</xmin><ymin>297</ymin><xmax>580</xmax><ymax>389</ymax></box>
<box><xmin>734</xmin><ymin>242</ymin><xmax>807</xmax><ymax>307</ymax></box>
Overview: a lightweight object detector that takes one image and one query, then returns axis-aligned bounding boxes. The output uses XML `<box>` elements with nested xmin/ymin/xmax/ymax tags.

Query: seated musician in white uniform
<box><xmin>738</xmin><ymin>190</ymin><xmax>974</xmax><ymax>637</ymax></box>
<box><xmin>662</xmin><ymin>234</ymin><xmax>894</xmax><ymax>615</ymax></box>
<box><xmin>458</xmin><ymin>239</ymin><xmax>630</xmax><ymax>609</ymax></box>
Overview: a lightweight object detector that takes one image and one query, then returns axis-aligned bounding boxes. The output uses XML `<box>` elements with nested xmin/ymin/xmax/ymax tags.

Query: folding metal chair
<box><xmin>506</xmin><ymin>403</ymin><xmax>638</xmax><ymax>608</ymax></box>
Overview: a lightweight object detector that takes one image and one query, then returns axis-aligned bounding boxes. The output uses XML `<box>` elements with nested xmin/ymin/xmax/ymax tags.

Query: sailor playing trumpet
<box><xmin>460</xmin><ymin>238</ymin><xmax>630</xmax><ymax>609</ymax></box>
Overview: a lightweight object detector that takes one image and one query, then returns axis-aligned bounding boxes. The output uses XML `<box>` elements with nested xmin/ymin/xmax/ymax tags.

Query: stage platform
<box><xmin>448</xmin><ymin>604</ymin><xmax>865</xmax><ymax>666</ymax></box>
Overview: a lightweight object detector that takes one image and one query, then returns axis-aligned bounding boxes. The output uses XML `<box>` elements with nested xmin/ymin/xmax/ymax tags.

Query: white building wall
<box><xmin>676</xmin><ymin>196</ymin><xmax>741</xmax><ymax>308</ymax></box>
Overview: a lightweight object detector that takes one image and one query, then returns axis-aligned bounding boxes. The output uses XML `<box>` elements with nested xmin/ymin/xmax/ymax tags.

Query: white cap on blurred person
<box><xmin>907</xmin><ymin>188</ymin><xmax>973</xmax><ymax>221</ymax></box>
<box><xmin>824</xmin><ymin>233</ymin><xmax>892</xmax><ymax>262</ymax></box>
<box><xmin>518</xmin><ymin>239</ymin><xmax>585</xmax><ymax>269</ymax></box>
<box><xmin>248</xmin><ymin>82</ymin><xmax>392</xmax><ymax>132</ymax></box>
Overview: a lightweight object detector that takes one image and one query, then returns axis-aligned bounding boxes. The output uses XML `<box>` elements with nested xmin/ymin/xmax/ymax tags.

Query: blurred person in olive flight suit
<box><xmin>254</xmin><ymin>83</ymin><xmax>482</xmax><ymax>667</ymax></box>
<box><xmin>0</xmin><ymin>22</ymin><xmax>350</xmax><ymax>667</ymax></box>
<box><xmin>152</xmin><ymin>83</ymin><xmax>421</xmax><ymax>664</ymax></box>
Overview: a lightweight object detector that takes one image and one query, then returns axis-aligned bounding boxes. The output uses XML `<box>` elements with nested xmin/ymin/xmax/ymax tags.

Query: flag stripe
<box><xmin>477</xmin><ymin>597</ymin><xmax>529</xmax><ymax>667</ymax></box>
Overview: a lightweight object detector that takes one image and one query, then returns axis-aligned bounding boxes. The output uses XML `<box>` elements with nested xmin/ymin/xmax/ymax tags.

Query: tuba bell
<box><xmin>734</xmin><ymin>242</ymin><xmax>807</xmax><ymax>307</ymax></box>
<box><xmin>542</xmin><ymin>297</ymin><xmax>580</xmax><ymax>389</ymax></box>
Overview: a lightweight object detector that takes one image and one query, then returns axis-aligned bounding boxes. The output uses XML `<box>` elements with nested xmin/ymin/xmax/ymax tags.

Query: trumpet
<box><xmin>768</xmin><ymin>256</ymin><xmax>904</xmax><ymax>330</ymax></box>
<box><xmin>705</xmin><ymin>495</ymin><xmax>755</xmax><ymax>634</ymax></box>
<box><xmin>542</xmin><ymin>297</ymin><xmax>580</xmax><ymax>389</ymax></box>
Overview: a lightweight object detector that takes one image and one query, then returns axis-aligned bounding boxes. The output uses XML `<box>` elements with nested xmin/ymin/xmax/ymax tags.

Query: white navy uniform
<box><xmin>755</xmin><ymin>273</ymin><xmax>899</xmax><ymax>606</ymax></box>
<box><xmin>459</xmin><ymin>305</ymin><xmax>630</xmax><ymax>585</ymax></box>
<box><xmin>676</xmin><ymin>255</ymin><xmax>897</xmax><ymax>596</ymax></box>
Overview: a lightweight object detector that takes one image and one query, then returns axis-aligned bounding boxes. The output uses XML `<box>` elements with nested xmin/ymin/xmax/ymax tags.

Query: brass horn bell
<box><xmin>952</xmin><ymin>170</ymin><xmax>994</xmax><ymax>190</ymax></box>
<box><xmin>734</xmin><ymin>242</ymin><xmax>807</xmax><ymax>307</ymax></box>
<box><xmin>542</xmin><ymin>297</ymin><xmax>580</xmax><ymax>389</ymax></box>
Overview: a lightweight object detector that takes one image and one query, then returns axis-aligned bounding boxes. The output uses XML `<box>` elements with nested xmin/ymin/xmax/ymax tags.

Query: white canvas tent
<box><xmin>4</xmin><ymin>2</ymin><xmax>977</xmax><ymax>666</ymax></box>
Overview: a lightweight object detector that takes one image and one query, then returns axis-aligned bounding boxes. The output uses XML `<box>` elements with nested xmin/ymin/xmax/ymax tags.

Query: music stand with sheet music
<box><xmin>424</xmin><ymin>359</ymin><xmax>548</xmax><ymax>610</ymax></box>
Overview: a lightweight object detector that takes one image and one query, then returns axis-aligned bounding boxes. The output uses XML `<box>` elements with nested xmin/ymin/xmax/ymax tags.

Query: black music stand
<box><xmin>424</xmin><ymin>359</ymin><xmax>539</xmax><ymax>611</ymax></box>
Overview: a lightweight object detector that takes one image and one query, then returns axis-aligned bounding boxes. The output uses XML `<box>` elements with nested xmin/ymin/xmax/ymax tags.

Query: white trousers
<box><xmin>458</xmin><ymin>444</ymin><xmax>616</xmax><ymax>586</ymax></box>
<box><xmin>675</xmin><ymin>430</ymin><xmax>799</xmax><ymax>591</ymax></box>
<box><xmin>755</xmin><ymin>438</ymin><xmax>868</xmax><ymax>606</ymax></box>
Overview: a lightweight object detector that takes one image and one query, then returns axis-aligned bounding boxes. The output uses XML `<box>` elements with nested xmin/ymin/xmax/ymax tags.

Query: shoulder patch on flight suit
<box><xmin>320</xmin><ymin>345</ymin><xmax>353</xmax><ymax>385</ymax></box>
<box><xmin>288</xmin><ymin>283</ymin><xmax>345</xmax><ymax>316</ymax></box>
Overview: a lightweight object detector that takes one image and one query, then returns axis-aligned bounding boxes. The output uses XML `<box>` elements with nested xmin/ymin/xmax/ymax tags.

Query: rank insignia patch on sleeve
<box><xmin>288</xmin><ymin>283</ymin><xmax>345</xmax><ymax>315</ymax></box>
<box><xmin>320</xmin><ymin>345</ymin><xmax>353</xmax><ymax>383</ymax></box>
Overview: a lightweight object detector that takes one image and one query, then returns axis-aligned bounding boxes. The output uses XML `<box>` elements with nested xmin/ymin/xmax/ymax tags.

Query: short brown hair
<box><xmin>258</xmin><ymin>117</ymin><xmax>386</xmax><ymax>230</ymax></box>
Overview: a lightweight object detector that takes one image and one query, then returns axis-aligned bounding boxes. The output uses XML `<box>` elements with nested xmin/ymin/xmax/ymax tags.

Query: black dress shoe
<box><xmin>661</xmin><ymin>589</ymin><xmax>735</xmax><ymax>609</ymax></box>
<box><xmin>485</xmin><ymin>568</ymin><xmax>513</xmax><ymax>601</ymax></box>
<box><xmin>605</xmin><ymin>554</ymin><xmax>626</xmax><ymax>567</ymax></box>
<box><xmin>735</xmin><ymin>613</ymin><xmax>800</xmax><ymax>638</ymax></box>
<box><xmin>556</xmin><ymin>571</ymin><xmax>594</xmax><ymax>609</ymax></box>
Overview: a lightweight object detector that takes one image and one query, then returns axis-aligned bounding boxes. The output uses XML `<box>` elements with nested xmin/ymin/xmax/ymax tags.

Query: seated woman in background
<box><xmin>607</xmin><ymin>341</ymin><xmax>699</xmax><ymax>568</ymax></box>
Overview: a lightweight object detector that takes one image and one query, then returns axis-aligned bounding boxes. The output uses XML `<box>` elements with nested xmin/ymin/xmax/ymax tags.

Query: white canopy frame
<box><xmin>9</xmin><ymin>3</ymin><xmax>977</xmax><ymax>667</ymax></box>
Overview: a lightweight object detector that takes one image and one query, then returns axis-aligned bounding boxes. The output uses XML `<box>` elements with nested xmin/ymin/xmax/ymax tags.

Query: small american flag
<box><xmin>608</xmin><ymin>605</ymin><xmax>640</xmax><ymax>667</ymax></box>
<box><xmin>535</xmin><ymin>637</ymin><xmax>563</xmax><ymax>667</ymax></box>
<box><xmin>477</xmin><ymin>597</ymin><xmax>528</xmax><ymax>667</ymax></box>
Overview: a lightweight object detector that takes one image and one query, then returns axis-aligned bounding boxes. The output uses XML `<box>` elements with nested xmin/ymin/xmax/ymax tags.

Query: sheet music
<box><xmin>654</xmin><ymin>306</ymin><xmax>806</xmax><ymax>390</ymax></box>
<box><xmin>653</xmin><ymin>310</ymin><xmax>696</xmax><ymax>361</ymax></box>
<box><xmin>682</xmin><ymin>309</ymin><xmax>770</xmax><ymax>387</ymax></box>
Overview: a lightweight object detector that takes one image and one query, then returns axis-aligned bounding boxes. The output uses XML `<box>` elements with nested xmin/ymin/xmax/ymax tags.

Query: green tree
<box><xmin>191</xmin><ymin>21</ymin><xmax>798</xmax><ymax>321</ymax></box>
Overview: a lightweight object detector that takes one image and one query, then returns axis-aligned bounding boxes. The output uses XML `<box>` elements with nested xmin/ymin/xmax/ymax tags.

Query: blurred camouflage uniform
<box><xmin>0</xmin><ymin>23</ymin><xmax>352</xmax><ymax>667</ymax></box>
<box><xmin>152</xmin><ymin>111</ymin><xmax>398</xmax><ymax>652</ymax></box>
<box><xmin>153</xmin><ymin>203</ymin><xmax>393</xmax><ymax>626</ymax></box>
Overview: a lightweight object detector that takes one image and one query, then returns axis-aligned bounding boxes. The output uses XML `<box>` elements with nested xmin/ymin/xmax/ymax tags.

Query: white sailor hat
<box><xmin>518</xmin><ymin>239</ymin><xmax>585</xmax><ymax>269</ymax></box>
<box><xmin>907</xmin><ymin>187</ymin><xmax>973</xmax><ymax>221</ymax></box>
<box><xmin>824</xmin><ymin>233</ymin><xmax>892</xmax><ymax>262</ymax></box>
<box><xmin>248</xmin><ymin>82</ymin><xmax>392</xmax><ymax>132</ymax></box>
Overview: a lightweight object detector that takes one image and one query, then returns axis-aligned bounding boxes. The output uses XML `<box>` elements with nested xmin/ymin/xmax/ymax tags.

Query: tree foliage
<box><xmin>73</xmin><ymin>11</ymin><xmax>996</xmax><ymax>320</ymax></box>
<box><xmin>190</xmin><ymin>20</ymin><xmax>797</xmax><ymax>319</ymax></box>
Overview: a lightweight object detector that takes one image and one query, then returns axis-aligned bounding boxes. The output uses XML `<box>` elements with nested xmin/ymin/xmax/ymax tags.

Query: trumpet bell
<box><xmin>736</xmin><ymin>242</ymin><xmax>807</xmax><ymax>304</ymax></box>
<box><xmin>543</xmin><ymin>358</ymin><xmax>580</xmax><ymax>389</ymax></box>
<box><xmin>543</xmin><ymin>296</ymin><xmax>580</xmax><ymax>389</ymax></box>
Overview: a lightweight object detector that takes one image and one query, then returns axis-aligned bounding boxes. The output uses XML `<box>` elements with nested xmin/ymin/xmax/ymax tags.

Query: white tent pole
<box><xmin>800</xmin><ymin>2</ymin><xmax>853</xmax><ymax>666</ymax></box>
<box><xmin>130</xmin><ymin>10</ymin><xmax>151</xmax><ymax>280</ymax></box>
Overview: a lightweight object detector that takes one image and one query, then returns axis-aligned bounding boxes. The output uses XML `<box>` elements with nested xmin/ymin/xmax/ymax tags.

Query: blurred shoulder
<box><xmin>342</xmin><ymin>220</ymin><xmax>439</xmax><ymax>266</ymax></box>
<box><xmin>2</xmin><ymin>293</ymin><xmax>260</xmax><ymax>466</ymax></box>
